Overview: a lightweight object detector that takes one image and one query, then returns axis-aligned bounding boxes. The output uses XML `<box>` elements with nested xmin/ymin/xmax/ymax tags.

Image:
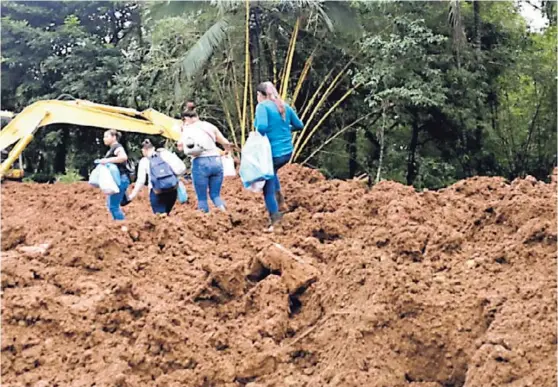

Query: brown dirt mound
<box><xmin>2</xmin><ymin>165</ymin><xmax>556</xmax><ymax>387</ymax></box>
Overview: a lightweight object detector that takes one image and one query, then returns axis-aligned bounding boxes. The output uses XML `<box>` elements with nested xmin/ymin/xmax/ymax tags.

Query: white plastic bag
<box><xmin>98</xmin><ymin>165</ymin><xmax>119</xmax><ymax>195</ymax></box>
<box><xmin>246</xmin><ymin>180</ymin><xmax>265</xmax><ymax>193</ymax></box>
<box><xmin>222</xmin><ymin>155</ymin><xmax>236</xmax><ymax>177</ymax></box>
<box><xmin>88</xmin><ymin>166</ymin><xmax>100</xmax><ymax>188</ymax></box>
<box><xmin>239</xmin><ymin>131</ymin><xmax>274</xmax><ymax>189</ymax></box>
<box><xmin>159</xmin><ymin>149</ymin><xmax>186</xmax><ymax>176</ymax></box>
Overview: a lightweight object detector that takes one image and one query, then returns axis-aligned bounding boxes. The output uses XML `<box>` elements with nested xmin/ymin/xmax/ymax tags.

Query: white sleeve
<box><xmin>130</xmin><ymin>158</ymin><xmax>149</xmax><ymax>199</ymax></box>
<box><xmin>161</xmin><ymin>149</ymin><xmax>186</xmax><ymax>176</ymax></box>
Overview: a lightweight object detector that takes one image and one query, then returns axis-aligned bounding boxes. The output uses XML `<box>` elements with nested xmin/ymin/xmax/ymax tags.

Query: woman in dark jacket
<box><xmin>98</xmin><ymin>129</ymin><xmax>130</xmax><ymax>220</ymax></box>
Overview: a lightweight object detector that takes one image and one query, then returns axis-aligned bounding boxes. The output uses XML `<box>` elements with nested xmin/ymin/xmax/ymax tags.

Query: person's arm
<box><xmin>129</xmin><ymin>158</ymin><xmax>148</xmax><ymax>200</ymax></box>
<box><xmin>209</xmin><ymin>124</ymin><xmax>232</xmax><ymax>153</ymax></box>
<box><xmin>288</xmin><ymin>106</ymin><xmax>304</xmax><ymax>132</ymax></box>
<box><xmin>254</xmin><ymin>104</ymin><xmax>270</xmax><ymax>134</ymax></box>
<box><xmin>100</xmin><ymin>146</ymin><xmax>128</xmax><ymax>164</ymax></box>
<box><xmin>177</xmin><ymin>125</ymin><xmax>186</xmax><ymax>152</ymax></box>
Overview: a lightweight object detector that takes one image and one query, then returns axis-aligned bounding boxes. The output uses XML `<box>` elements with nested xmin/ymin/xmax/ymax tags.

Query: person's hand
<box><xmin>222</xmin><ymin>143</ymin><xmax>234</xmax><ymax>156</ymax></box>
<box><xmin>98</xmin><ymin>158</ymin><xmax>109</xmax><ymax>165</ymax></box>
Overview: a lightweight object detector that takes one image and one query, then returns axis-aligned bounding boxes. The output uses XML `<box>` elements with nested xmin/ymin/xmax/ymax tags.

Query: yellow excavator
<box><xmin>0</xmin><ymin>99</ymin><xmax>183</xmax><ymax>181</ymax></box>
<box><xmin>0</xmin><ymin>110</ymin><xmax>24</xmax><ymax>180</ymax></box>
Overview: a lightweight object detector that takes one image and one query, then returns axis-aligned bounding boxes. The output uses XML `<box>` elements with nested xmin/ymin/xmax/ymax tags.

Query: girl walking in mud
<box><xmin>177</xmin><ymin>102</ymin><xmax>232</xmax><ymax>213</ymax></box>
<box><xmin>98</xmin><ymin>129</ymin><xmax>130</xmax><ymax>220</ymax></box>
<box><xmin>253</xmin><ymin>81</ymin><xmax>304</xmax><ymax>230</ymax></box>
<box><xmin>128</xmin><ymin>139</ymin><xmax>186</xmax><ymax>215</ymax></box>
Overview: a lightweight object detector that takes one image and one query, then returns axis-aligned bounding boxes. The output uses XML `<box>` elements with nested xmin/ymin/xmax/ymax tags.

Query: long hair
<box><xmin>257</xmin><ymin>81</ymin><xmax>286</xmax><ymax>120</ymax></box>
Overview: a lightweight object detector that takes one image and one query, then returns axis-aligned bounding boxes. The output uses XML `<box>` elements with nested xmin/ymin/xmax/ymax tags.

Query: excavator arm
<box><xmin>0</xmin><ymin>99</ymin><xmax>182</xmax><ymax>178</ymax></box>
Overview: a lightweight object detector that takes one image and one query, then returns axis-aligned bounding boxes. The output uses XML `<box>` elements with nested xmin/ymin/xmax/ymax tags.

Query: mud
<box><xmin>1</xmin><ymin>165</ymin><xmax>556</xmax><ymax>387</ymax></box>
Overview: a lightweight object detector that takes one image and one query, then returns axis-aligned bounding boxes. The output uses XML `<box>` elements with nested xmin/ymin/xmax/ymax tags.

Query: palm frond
<box><xmin>322</xmin><ymin>1</ymin><xmax>362</xmax><ymax>36</ymax></box>
<box><xmin>210</xmin><ymin>0</ymin><xmax>242</xmax><ymax>15</ymax></box>
<box><xmin>315</xmin><ymin>6</ymin><xmax>334</xmax><ymax>32</ymax></box>
<box><xmin>175</xmin><ymin>19</ymin><xmax>229</xmax><ymax>82</ymax></box>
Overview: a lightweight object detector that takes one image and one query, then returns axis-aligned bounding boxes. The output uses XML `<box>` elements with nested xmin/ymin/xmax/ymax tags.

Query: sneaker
<box><xmin>266</xmin><ymin>212</ymin><xmax>283</xmax><ymax>233</ymax></box>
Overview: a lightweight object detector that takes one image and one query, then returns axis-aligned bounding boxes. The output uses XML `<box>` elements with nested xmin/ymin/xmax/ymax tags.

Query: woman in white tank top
<box><xmin>177</xmin><ymin>102</ymin><xmax>231</xmax><ymax>213</ymax></box>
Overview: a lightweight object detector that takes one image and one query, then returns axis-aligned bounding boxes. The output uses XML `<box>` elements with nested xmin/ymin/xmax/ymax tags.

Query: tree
<box><xmin>354</xmin><ymin>11</ymin><xmax>448</xmax><ymax>185</ymax></box>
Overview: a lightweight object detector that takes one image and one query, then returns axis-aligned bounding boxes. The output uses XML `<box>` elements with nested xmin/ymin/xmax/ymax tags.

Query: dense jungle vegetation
<box><xmin>1</xmin><ymin>1</ymin><xmax>556</xmax><ymax>188</ymax></box>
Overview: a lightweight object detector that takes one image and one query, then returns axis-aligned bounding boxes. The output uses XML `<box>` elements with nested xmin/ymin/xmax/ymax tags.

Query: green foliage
<box><xmin>24</xmin><ymin>173</ymin><xmax>56</xmax><ymax>184</ymax></box>
<box><xmin>55</xmin><ymin>168</ymin><xmax>83</xmax><ymax>184</ymax></box>
<box><xmin>1</xmin><ymin>0</ymin><xmax>555</xmax><ymax>189</ymax></box>
<box><xmin>354</xmin><ymin>16</ymin><xmax>448</xmax><ymax>108</ymax></box>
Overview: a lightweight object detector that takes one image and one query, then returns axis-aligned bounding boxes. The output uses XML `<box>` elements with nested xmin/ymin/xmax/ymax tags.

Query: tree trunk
<box><xmin>406</xmin><ymin>122</ymin><xmax>420</xmax><ymax>185</ymax></box>
<box><xmin>249</xmin><ymin>7</ymin><xmax>263</xmax><ymax>86</ymax></box>
<box><xmin>375</xmin><ymin>119</ymin><xmax>386</xmax><ymax>183</ymax></box>
<box><xmin>53</xmin><ymin>127</ymin><xmax>69</xmax><ymax>174</ymax></box>
<box><xmin>473</xmin><ymin>1</ymin><xmax>481</xmax><ymax>58</ymax></box>
<box><xmin>347</xmin><ymin>124</ymin><xmax>358</xmax><ymax>178</ymax></box>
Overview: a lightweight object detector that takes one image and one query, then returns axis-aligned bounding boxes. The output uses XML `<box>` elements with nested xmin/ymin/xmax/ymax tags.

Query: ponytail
<box><xmin>105</xmin><ymin>129</ymin><xmax>122</xmax><ymax>142</ymax></box>
<box><xmin>258</xmin><ymin>81</ymin><xmax>286</xmax><ymax>120</ymax></box>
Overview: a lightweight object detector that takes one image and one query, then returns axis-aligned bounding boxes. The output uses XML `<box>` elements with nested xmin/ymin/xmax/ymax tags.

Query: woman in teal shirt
<box><xmin>254</xmin><ymin>81</ymin><xmax>304</xmax><ymax>229</ymax></box>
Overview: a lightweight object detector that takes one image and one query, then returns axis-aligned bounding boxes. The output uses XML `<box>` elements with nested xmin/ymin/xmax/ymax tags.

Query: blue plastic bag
<box><xmin>239</xmin><ymin>132</ymin><xmax>275</xmax><ymax>189</ymax></box>
<box><xmin>177</xmin><ymin>181</ymin><xmax>188</xmax><ymax>204</ymax></box>
<box><xmin>105</xmin><ymin>163</ymin><xmax>121</xmax><ymax>186</ymax></box>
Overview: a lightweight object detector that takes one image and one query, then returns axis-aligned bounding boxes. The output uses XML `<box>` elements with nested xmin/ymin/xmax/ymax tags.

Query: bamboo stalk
<box><xmin>290</xmin><ymin>52</ymin><xmax>315</xmax><ymax>145</ymax></box>
<box><xmin>228</xmin><ymin>37</ymin><xmax>243</xmax><ymax>128</ymax></box>
<box><xmin>293</xmin><ymin>61</ymin><xmax>353</xmax><ymax>156</ymax></box>
<box><xmin>280</xmin><ymin>18</ymin><xmax>300</xmax><ymax>100</ymax></box>
<box><xmin>293</xmin><ymin>85</ymin><xmax>359</xmax><ymax>161</ymax></box>
<box><xmin>271</xmin><ymin>43</ymin><xmax>278</xmax><ymax>85</ymax></box>
<box><xmin>248</xmin><ymin>62</ymin><xmax>254</xmax><ymax>135</ymax></box>
<box><xmin>221</xmin><ymin>89</ymin><xmax>239</xmax><ymax>148</ymax></box>
<box><xmin>292</xmin><ymin>51</ymin><xmax>314</xmax><ymax>106</ymax></box>
<box><xmin>305</xmin><ymin>59</ymin><xmax>354</xmax><ymax>128</ymax></box>
<box><xmin>211</xmin><ymin>73</ymin><xmax>238</xmax><ymax>147</ymax></box>
<box><xmin>300</xmin><ymin>68</ymin><xmax>334</xmax><ymax>120</ymax></box>
<box><xmin>241</xmin><ymin>0</ymin><xmax>250</xmax><ymax>146</ymax></box>
<box><xmin>301</xmin><ymin>112</ymin><xmax>376</xmax><ymax>166</ymax></box>
<box><xmin>268</xmin><ymin>25</ymin><xmax>278</xmax><ymax>86</ymax></box>
<box><xmin>232</xmin><ymin>77</ymin><xmax>242</xmax><ymax>128</ymax></box>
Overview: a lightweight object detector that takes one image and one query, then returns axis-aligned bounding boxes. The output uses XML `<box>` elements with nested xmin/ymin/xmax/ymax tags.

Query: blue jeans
<box><xmin>263</xmin><ymin>153</ymin><xmax>291</xmax><ymax>215</ymax></box>
<box><xmin>192</xmin><ymin>156</ymin><xmax>225</xmax><ymax>213</ymax></box>
<box><xmin>107</xmin><ymin>174</ymin><xmax>130</xmax><ymax>220</ymax></box>
<box><xmin>149</xmin><ymin>189</ymin><xmax>178</xmax><ymax>215</ymax></box>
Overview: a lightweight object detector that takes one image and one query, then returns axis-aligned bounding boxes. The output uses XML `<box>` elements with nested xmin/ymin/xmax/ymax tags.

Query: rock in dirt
<box><xmin>16</xmin><ymin>243</ymin><xmax>50</xmax><ymax>258</ymax></box>
<box><xmin>247</xmin><ymin>243</ymin><xmax>319</xmax><ymax>295</ymax></box>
